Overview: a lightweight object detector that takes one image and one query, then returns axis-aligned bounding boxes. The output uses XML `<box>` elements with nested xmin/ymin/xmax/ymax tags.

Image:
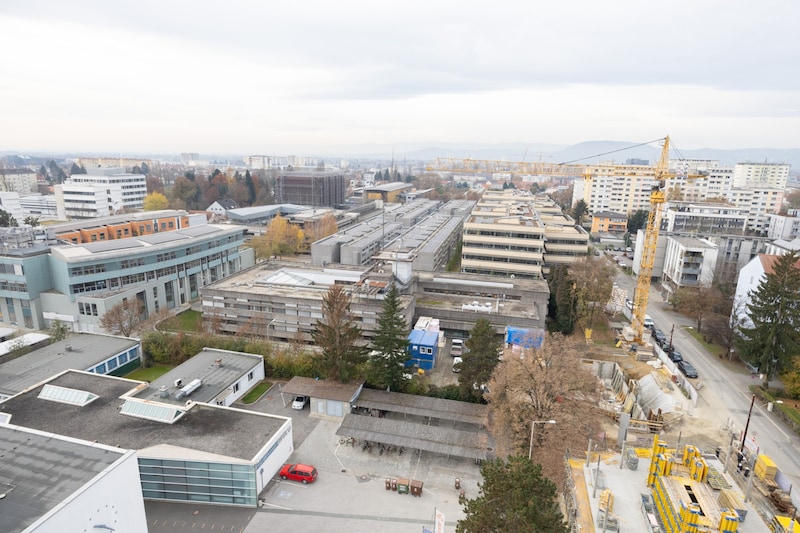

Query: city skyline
<box><xmin>2</xmin><ymin>1</ymin><xmax>799</xmax><ymax>155</ymax></box>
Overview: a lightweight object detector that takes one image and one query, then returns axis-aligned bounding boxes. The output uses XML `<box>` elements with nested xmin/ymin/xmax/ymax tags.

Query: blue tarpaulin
<box><xmin>505</xmin><ymin>327</ymin><xmax>545</xmax><ymax>348</ymax></box>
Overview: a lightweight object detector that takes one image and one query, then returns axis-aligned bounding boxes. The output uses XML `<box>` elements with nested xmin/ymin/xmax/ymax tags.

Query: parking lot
<box><xmin>246</xmin><ymin>382</ymin><xmax>481</xmax><ymax>532</ymax></box>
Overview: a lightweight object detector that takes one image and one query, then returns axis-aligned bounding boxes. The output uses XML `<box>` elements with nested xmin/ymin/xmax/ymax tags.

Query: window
<box><xmin>233</xmin><ymin>383</ymin><xmax>240</xmax><ymax>393</ymax></box>
<box><xmin>107</xmin><ymin>357</ymin><xmax>118</xmax><ymax>370</ymax></box>
<box><xmin>94</xmin><ymin>362</ymin><xmax>107</xmax><ymax>374</ymax></box>
<box><xmin>248</xmin><ymin>371</ymin><xmax>254</xmax><ymax>381</ymax></box>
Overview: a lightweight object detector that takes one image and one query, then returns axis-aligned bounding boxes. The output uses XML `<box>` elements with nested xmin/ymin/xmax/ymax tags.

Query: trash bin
<box><xmin>391</xmin><ymin>479</ymin><xmax>397</xmax><ymax>491</ymax></box>
<box><xmin>767</xmin><ymin>402</ymin><xmax>773</xmax><ymax>412</ymax></box>
<box><xmin>410</xmin><ymin>479</ymin><xmax>423</xmax><ymax>497</ymax></box>
<box><xmin>455</xmin><ymin>478</ymin><xmax>461</xmax><ymax>490</ymax></box>
<box><xmin>397</xmin><ymin>477</ymin><xmax>410</xmax><ymax>494</ymax></box>
<box><xmin>385</xmin><ymin>478</ymin><xmax>391</xmax><ymax>490</ymax></box>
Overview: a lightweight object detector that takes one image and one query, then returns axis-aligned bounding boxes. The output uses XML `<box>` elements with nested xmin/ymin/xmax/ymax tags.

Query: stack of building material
<box><xmin>705</xmin><ymin>465</ymin><xmax>731</xmax><ymax>490</ymax></box>
<box><xmin>754</xmin><ymin>454</ymin><xmax>777</xmax><ymax>482</ymax></box>
<box><xmin>599</xmin><ymin>488</ymin><xmax>614</xmax><ymax>512</ymax></box>
<box><xmin>718</xmin><ymin>489</ymin><xmax>746</xmax><ymax>522</ymax></box>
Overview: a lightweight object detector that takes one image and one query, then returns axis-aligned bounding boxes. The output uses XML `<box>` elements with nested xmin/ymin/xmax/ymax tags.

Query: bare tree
<box><xmin>100</xmin><ymin>300</ymin><xmax>145</xmax><ymax>337</ymax></box>
<box><xmin>485</xmin><ymin>333</ymin><xmax>601</xmax><ymax>488</ymax></box>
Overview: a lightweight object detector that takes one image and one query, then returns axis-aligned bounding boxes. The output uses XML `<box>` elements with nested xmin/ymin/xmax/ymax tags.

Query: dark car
<box><xmin>668</xmin><ymin>349</ymin><xmax>683</xmax><ymax>362</ymax></box>
<box><xmin>279</xmin><ymin>463</ymin><xmax>318</xmax><ymax>484</ymax></box>
<box><xmin>677</xmin><ymin>360</ymin><xmax>698</xmax><ymax>378</ymax></box>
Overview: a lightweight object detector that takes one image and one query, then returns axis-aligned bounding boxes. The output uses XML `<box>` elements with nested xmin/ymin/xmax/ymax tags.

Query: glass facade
<box><xmin>139</xmin><ymin>458</ymin><xmax>257</xmax><ymax>506</ymax></box>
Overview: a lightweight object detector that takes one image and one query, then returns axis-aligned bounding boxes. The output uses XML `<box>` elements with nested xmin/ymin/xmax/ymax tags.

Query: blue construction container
<box><xmin>407</xmin><ymin>329</ymin><xmax>439</xmax><ymax>371</ymax></box>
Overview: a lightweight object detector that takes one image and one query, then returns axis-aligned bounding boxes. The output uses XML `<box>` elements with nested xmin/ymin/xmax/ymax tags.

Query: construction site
<box><xmin>564</xmin><ymin>431</ymin><xmax>798</xmax><ymax>533</ymax></box>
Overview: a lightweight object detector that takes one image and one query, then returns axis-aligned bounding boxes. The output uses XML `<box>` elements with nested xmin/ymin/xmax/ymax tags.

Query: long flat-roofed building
<box><xmin>0</xmin><ymin>333</ymin><xmax>141</xmax><ymax>400</ymax></box>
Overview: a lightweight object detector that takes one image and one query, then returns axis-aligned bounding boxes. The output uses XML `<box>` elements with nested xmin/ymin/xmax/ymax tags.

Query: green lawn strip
<box><xmin>125</xmin><ymin>365</ymin><xmax>173</xmax><ymax>382</ymax></box>
<box><xmin>159</xmin><ymin>310</ymin><xmax>202</xmax><ymax>332</ymax></box>
<box><xmin>683</xmin><ymin>327</ymin><xmax>724</xmax><ymax>356</ymax></box>
<box><xmin>241</xmin><ymin>381</ymin><xmax>273</xmax><ymax>404</ymax></box>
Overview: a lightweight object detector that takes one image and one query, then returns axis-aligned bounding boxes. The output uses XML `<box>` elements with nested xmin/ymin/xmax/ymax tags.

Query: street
<box><xmin>612</xmin><ymin>266</ymin><xmax>800</xmax><ymax>495</ymax></box>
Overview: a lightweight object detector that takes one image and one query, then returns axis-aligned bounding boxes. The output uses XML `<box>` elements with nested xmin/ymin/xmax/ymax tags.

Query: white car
<box><xmin>291</xmin><ymin>395</ymin><xmax>308</xmax><ymax>410</ymax></box>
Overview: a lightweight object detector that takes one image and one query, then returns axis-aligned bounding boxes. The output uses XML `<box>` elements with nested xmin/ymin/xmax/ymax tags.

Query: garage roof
<box><xmin>336</xmin><ymin>414</ymin><xmax>493</xmax><ymax>461</ymax></box>
<box><xmin>281</xmin><ymin>376</ymin><xmax>364</xmax><ymax>403</ymax></box>
<box><xmin>354</xmin><ymin>388</ymin><xmax>488</xmax><ymax>426</ymax></box>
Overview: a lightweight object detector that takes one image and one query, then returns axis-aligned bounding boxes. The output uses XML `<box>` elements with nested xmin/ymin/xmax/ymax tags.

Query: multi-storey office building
<box><xmin>276</xmin><ymin>170</ymin><xmax>347</xmax><ymax>207</ymax></box>
<box><xmin>0</xmin><ymin>215</ymin><xmax>252</xmax><ymax>331</ymax></box>
<box><xmin>55</xmin><ymin>167</ymin><xmax>148</xmax><ymax>219</ymax></box>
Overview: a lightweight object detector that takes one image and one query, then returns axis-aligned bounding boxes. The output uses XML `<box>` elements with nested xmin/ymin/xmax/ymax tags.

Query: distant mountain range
<box><xmin>391</xmin><ymin>141</ymin><xmax>800</xmax><ymax>170</ymax></box>
<box><xmin>3</xmin><ymin>141</ymin><xmax>799</xmax><ymax>170</ymax></box>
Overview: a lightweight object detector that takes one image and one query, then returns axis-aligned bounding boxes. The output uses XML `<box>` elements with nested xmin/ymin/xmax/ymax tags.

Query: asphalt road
<box><xmin>612</xmin><ymin>265</ymin><xmax>800</xmax><ymax>495</ymax></box>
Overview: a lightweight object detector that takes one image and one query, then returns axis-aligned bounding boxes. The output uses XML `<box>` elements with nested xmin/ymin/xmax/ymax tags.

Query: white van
<box><xmin>644</xmin><ymin>315</ymin><xmax>654</xmax><ymax>329</ymax></box>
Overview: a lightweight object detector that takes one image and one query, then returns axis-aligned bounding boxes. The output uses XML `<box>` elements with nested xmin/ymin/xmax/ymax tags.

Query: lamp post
<box><xmin>529</xmin><ymin>420</ymin><xmax>556</xmax><ymax>460</ymax></box>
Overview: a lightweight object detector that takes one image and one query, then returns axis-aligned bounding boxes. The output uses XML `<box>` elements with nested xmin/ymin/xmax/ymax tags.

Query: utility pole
<box><xmin>740</xmin><ymin>394</ymin><xmax>756</xmax><ymax>453</ymax></box>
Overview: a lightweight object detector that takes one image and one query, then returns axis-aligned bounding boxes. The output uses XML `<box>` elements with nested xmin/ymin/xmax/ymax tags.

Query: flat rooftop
<box><xmin>134</xmin><ymin>349</ymin><xmax>263</xmax><ymax>406</ymax></box>
<box><xmin>0</xmin><ymin>424</ymin><xmax>127</xmax><ymax>533</ymax></box>
<box><xmin>0</xmin><ymin>334</ymin><xmax>139</xmax><ymax>397</ymax></box>
<box><xmin>0</xmin><ymin>371</ymin><xmax>289</xmax><ymax>462</ymax></box>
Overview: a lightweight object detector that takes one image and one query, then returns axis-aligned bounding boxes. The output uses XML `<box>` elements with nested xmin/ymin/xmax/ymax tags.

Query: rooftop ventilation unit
<box><xmin>158</xmin><ymin>385</ymin><xmax>169</xmax><ymax>398</ymax></box>
<box><xmin>174</xmin><ymin>379</ymin><xmax>203</xmax><ymax>401</ymax></box>
<box><xmin>174</xmin><ymin>379</ymin><xmax>183</xmax><ymax>388</ymax></box>
<box><xmin>65</xmin><ymin>344</ymin><xmax>72</xmax><ymax>352</ymax></box>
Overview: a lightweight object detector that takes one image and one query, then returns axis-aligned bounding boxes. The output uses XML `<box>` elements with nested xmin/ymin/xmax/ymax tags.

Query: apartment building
<box><xmin>662</xmin><ymin>202</ymin><xmax>748</xmax><ymax>235</ymax></box>
<box><xmin>732</xmin><ymin>162</ymin><xmax>790</xmax><ymax>189</ymax></box>
<box><xmin>725</xmin><ymin>187</ymin><xmax>784</xmax><ymax>233</ymax></box>
<box><xmin>0</xmin><ymin>167</ymin><xmax>39</xmax><ymax>194</ymax></box>
<box><xmin>590</xmin><ymin>211</ymin><xmax>628</xmax><ymax>234</ymax></box>
<box><xmin>661</xmin><ymin>236</ymin><xmax>718</xmax><ymax>297</ymax></box>
<box><xmin>767</xmin><ymin>210</ymin><xmax>800</xmax><ymax>240</ymax></box>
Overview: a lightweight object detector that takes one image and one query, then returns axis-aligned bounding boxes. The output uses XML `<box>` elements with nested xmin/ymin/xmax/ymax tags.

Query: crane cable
<box><xmin>558</xmin><ymin>137</ymin><xmax>667</xmax><ymax>165</ymax></box>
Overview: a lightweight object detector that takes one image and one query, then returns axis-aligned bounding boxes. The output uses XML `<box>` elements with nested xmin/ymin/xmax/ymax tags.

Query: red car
<box><xmin>279</xmin><ymin>463</ymin><xmax>318</xmax><ymax>484</ymax></box>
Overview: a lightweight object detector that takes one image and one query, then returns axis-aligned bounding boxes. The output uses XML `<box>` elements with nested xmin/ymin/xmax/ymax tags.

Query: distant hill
<box><xmin>395</xmin><ymin>141</ymin><xmax>800</xmax><ymax>170</ymax></box>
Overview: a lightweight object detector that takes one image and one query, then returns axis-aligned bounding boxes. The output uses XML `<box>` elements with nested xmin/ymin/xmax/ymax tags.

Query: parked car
<box><xmin>644</xmin><ymin>315</ymin><xmax>655</xmax><ymax>330</ymax></box>
<box><xmin>291</xmin><ymin>395</ymin><xmax>309</xmax><ymax>410</ymax></box>
<box><xmin>668</xmin><ymin>349</ymin><xmax>683</xmax><ymax>362</ymax></box>
<box><xmin>677</xmin><ymin>360</ymin><xmax>698</xmax><ymax>378</ymax></box>
<box><xmin>279</xmin><ymin>463</ymin><xmax>318</xmax><ymax>484</ymax></box>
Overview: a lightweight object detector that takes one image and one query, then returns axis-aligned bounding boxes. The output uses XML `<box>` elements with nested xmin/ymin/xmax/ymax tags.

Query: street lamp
<box><xmin>529</xmin><ymin>420</ymin><xmax>556</xmax><ymax>460</ymax></box>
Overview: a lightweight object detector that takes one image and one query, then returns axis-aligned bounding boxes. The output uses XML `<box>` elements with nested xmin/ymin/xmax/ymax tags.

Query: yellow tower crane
<box><xmin>631</xmin><ymin>136</ymin><xmax>673</xmax><ymax>344</ymax></box>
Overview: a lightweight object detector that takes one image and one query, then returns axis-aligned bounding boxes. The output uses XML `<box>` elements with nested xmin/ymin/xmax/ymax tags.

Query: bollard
<box><xmin>459</xmin><ymin>489</ymin><xmax>465</xmax><ymax>499</ymax></box>
<box><xmin>455</xmin><ymin>478</ymin><xmax>461</xmax><ymax>490</ymax></box>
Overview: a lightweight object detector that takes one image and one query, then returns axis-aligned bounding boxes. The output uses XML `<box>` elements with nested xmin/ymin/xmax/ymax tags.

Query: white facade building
<box><xmin>732</xmin><ymin>162</ymin><xmax>790</xmax><ymax>189</ymax></box>
<box><xmin>55</xmin><ymin>167</ymin><xmax>147</xmax><ymax>220</ymax></box>
<box><xmin>0</xmin><ymin>168</ymin><xmax>39</xmax><ymax>194</ymax></box>
<box><xmin>767</xmin><ymin>211</ymin><xmax>800</xmax><ymax>240</ymax></box>
<box><xmin>661</xmin><ymin>236</ymin><xmax>718</xmax><ymax>297</ymax></box>
<box><xmin>0</xmin><ymin>424</ymin><xmax>147</xmax><ymax>533</ymax></box>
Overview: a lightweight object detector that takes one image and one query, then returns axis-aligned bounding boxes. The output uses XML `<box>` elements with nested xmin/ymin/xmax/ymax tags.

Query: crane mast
<box><xmin>631</xmin><ymin>136</ymin><xmax>672</xmax><ymax>344</ymax></box>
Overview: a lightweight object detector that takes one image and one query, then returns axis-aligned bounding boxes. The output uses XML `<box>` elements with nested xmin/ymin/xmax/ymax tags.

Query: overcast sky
<box><xmin>1</xmin><ymin>0</ymin><xmax>798</xmax><ymax>156</ymax></box>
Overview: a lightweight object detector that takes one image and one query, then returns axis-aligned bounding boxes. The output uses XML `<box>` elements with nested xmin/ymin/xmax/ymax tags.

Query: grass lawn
<box><xmin>125</xmin><ymin>365</ymin><xmax>173</xmax><ymax>382</ymax></box>
<box><xmin>684</xmin><ymin>327</ymin><xmax>726</xmax><ymax>357</ymax></box>
<box><xmin>241</xmin><ymin>381</ymin><xmax>273</xmax><ymax>404</ymax></box>
<box><xmin>159</xmin><ymin>310</ymin><xmax>202</xmax><ymax>332</ymax></box>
